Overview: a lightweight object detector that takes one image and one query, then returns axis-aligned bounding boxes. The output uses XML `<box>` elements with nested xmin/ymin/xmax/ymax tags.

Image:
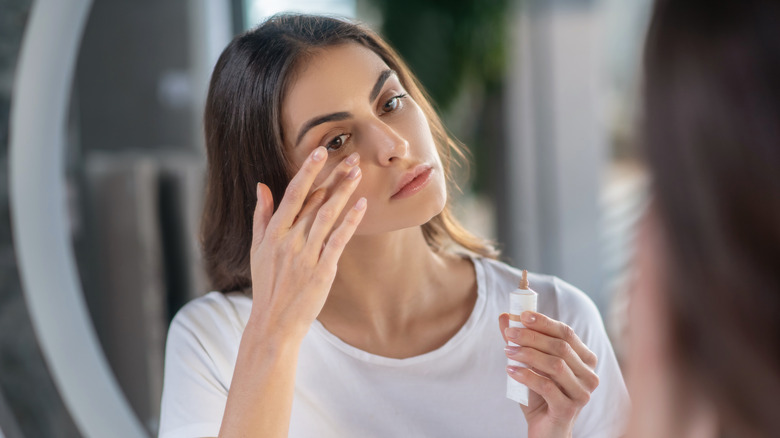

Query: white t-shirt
<box><xmin>158</xmin><ymin>257</ymin><xmax>630</xmax><ymax>438</ymax></box>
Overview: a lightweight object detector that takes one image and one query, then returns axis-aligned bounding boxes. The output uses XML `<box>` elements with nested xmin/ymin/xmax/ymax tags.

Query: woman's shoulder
<box><xmin>169</xmin><ymin>291</ymin><xmax>251</xmax><ymax>341</ymax></box>
<box><xmin>160</xmin><ymin>293</ymin><xmax>249</xmax><ymax>435</ymax></box>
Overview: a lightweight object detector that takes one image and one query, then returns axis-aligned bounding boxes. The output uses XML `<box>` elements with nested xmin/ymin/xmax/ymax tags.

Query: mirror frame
<box><xmin>9</xmin><ymin>0</ymin><xmax>148</xmax><ymax>436</ymax></box>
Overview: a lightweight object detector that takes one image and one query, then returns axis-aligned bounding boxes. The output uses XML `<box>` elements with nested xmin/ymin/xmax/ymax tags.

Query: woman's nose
<box><xmin>366</xmin><ymin>120</ymin><xmax>409</xmax><ymax>164</ymax></box>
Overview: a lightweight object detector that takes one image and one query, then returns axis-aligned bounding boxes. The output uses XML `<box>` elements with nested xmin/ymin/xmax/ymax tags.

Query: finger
<box><xmin>313</xmin><ymin>152</ymin><xmax>360</xmax><ymax>197</ymax></box>
<box><xmin>318</xmin><ymin>197</ymin><xmax>367</xmax><ymax>267</ymax></box>
<box><xmin>498</xmin><ymin>313</ymin><xmax>510</xmax><ymax>343</ymax></box>
<box><xmin>505</xmin><ymin>327</ymin><xmax>593</xmax><ymax>382</ymax></box>
<box><xmin>292</xmin><ymin>187</ymin><xmax>328</xmax><ymax>227</ymax></box>
<box><xmin>304</xmin><ymin>165</ymin><xmax>362</xmax><ymax>249</ymax></box>
<box><xmin>251</xmin><ymin>183</ymin><xmax>274</xmax><ymax>253</ymax></box>
<box><xmin>520</xmin><ymin>311</ymin><xmax>598</xmax><ymax>369</ymax></box>
<box><xmin>294</xmin><ymin>152</ymin><xmax>360</xmax><ymax>232</ymax></box>
<box><xmin>507</xmin><ymin>366</ymin><xmax>578</xmax><ymax>417</ymax></box>
<box><xmin>271</xmin><ymin>146</ymin><xmax>328</xmax><ymax>230</ymax></box>
<box><xmin>505</xmin><ymin>346</ymin><xmax>593</xmax><ymax>404</ymax></box>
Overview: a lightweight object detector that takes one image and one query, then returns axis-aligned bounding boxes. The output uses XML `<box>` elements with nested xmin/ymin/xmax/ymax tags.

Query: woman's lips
<box><xmin>391</xmin><ymin>165</ymin><xmax>433</xmax><ymax>200</ymax></box>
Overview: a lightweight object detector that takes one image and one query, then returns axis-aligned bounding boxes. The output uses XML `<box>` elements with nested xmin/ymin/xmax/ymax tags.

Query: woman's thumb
<box><xmin>498</xmin><ymin>313</ymin><xmax>510</xmax><ymax>344</ymax></box>
<box><xmin>252</xmin><ymin>182</ymin><xmax>274</xmax><ymax>250</ymax></box>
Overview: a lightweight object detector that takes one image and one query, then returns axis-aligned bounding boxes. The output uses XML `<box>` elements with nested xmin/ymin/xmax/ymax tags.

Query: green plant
<box><xmin>370</xmin><ymin>0</ymin><xmax>509</xmax><ymax>111</ymax></box>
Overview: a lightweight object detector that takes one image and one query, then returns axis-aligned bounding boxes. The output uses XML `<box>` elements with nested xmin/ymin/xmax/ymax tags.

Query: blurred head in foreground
<box><xmin>627</xmin><ymin>0</ymin><xmax>780</xmax><ymax>437</ymax></box>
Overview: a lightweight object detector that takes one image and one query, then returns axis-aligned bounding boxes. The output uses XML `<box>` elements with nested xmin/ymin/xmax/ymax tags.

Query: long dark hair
<box><xmin>201</xmin><ymin>14</ymin><xmax>497</xmax><ymax>293</ymax></box>
<box><xmin>642</xmin><ymin>0</ymin><xmax>780</xmax><ymax>436</ymax></box>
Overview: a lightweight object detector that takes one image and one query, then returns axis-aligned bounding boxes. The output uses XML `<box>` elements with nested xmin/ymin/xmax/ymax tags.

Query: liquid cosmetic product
<box><xmin>506</xmin><ymin>269</ymin><xmax>538</xmax><ymax>405</ymax></box>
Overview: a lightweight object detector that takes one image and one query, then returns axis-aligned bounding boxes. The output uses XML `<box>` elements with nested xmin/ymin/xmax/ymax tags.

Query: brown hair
<box><xmin>642</xmin><ymin>0</ymin><xmax>780</xmax><ymax>436</ymax></box>
<box><xmin>201</xmin><ymin>14</ymin><xmax>497</xmax><ymax>293</ymax></box>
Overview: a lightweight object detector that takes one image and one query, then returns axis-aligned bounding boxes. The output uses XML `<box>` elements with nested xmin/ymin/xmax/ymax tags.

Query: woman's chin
<box><xmin>354</xmin><ymin>205</ymin><xmax>445</xmax><ymax>236</ymax></box>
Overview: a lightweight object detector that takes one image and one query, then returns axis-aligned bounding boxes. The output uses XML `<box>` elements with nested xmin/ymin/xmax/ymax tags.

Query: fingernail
<box><xmin>504</xmin><ymin>345</ymin><xmax>521</xmax><ymax>354</ymax></box>
<box><xmin>312</xmin><ymin>147</ymin><xmax>326</xmax><ymax>162</ymax></box>
<box><xmin>354</xmin><ymin>197</ymin><xmax>367</xmax><ymax>211</ymax></box>
<box><xmin>522</xmin><ymin>312</ymin><xmax>536</xmax><ymax>324</ymax></box>
<box><xmin>347</xmin><ymin>166</ymin><xmax>361</xmax><ymax>180</ymax></box>
<box><xmin>506</xmin><ymin>365</ymin><xmax>520</xmax><ymax>375</ymax></box>
<box><xmin>505</xmin><ymin>327</ymin><xmax>521</xmax><ymax>340</ymax></box>
<box><xmin>346</xmin><ymin>152</ymin><xmax>360</xmax><ymax>166</ymax></box>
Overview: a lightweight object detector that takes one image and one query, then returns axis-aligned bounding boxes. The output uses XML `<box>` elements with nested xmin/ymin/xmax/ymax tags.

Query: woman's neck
<box><xmin>317</xmin><ymin>226</ymin><xmax>477</xmax><ymax>357</ymax></box>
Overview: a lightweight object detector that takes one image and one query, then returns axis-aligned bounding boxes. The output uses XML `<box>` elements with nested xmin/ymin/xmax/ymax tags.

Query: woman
<box><xmin>158</xmin><ymin>14</ymin><xmax>628</xmax><ymax>438</ymax></box>
<box><xmin>626</xmin><ymin>0</ymin><xmax>780</xmax><ymax>437</ymax></box>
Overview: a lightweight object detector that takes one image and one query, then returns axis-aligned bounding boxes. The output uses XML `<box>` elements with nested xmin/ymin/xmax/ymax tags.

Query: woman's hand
<box><xmin>499</xmin><ymin>311</ymin><xmax>600</xmax><ymax>438</ymax></box>
<box><xmin>220</xmin><ymin>147</ymin><xmax>365</xmax><ymax>437</ymax></box>
<box><xmin>249</xmin><ymin>146</ymin><xmax>366</xmax><ymax>341</ymax></box>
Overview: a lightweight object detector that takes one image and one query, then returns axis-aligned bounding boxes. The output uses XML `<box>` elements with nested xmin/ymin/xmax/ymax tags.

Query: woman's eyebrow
<box><xmin>294</xmin><ymin>69</ymin><xmax>397</xmax><ymax>147</ymax></box>
<box><xmin>295</xmin><ymin>111</ymin><xmax>351</xmax><ymax>146</ymax></box>
<box><xmin>369</xmin><ymin>69</ymin><xmax>396</xmax><ymax>103</ymax></box>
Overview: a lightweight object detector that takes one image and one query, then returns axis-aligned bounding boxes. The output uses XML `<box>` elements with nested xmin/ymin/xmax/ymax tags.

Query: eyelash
<box><xmin>381</xmin><ymin>93</ymin><xmax>408</xmax><ymax>114</ymax></box>
<box><xmin>322</xmin><ymin>93</ymin><xmax>408</xmax><ymax>153</ymax></box>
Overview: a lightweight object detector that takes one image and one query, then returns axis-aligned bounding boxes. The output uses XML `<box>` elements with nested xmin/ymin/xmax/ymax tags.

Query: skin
<box><xmin>218</xmin><ymin>43</ymin><xmax>599</xmax><ymax>437</ymax></box>
<box><xmin>624</xmin><ymin>209</ymin><xmax>717</xmax><ymax>438</ymax></box>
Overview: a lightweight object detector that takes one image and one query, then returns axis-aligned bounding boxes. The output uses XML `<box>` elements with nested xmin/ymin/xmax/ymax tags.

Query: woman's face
<box><xmin>281</xmin><ymin>43</ymin><xmax>447</xmax><ymax>235</ymax></box>
<box><xmin>625</xmin><ymin>209</ymin><xmax>678</xmax><ymax>438</ymax></box>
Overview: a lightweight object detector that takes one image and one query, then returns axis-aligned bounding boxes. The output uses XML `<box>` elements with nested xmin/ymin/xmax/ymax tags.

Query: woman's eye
<box><xmin>381</xmin><ymin>93</ymin><xmax>407</xmax><ymax>113</ymax></box>
<box><xmin>325</xmin><ymin>133</ymin><xmax>349</xmax><ymax>152</ymax></box>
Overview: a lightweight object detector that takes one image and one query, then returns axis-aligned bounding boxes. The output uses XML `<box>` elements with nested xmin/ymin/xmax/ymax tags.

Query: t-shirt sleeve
<box><xmin>552</xmin><ymin>277</ymin><xmax>631</xmax><ymax>438</ymax></box>
<box><xmin>158</xmin><ymin>301</ymin><xmax>232</xmax><ymax>438</ymax></box>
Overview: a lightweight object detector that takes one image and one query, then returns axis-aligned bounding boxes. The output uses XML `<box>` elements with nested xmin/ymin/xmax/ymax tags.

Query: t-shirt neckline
<box><xmin>309</xmin><ymin>255</ymin><xmax>487</xmax><ymax>367</ymax></box>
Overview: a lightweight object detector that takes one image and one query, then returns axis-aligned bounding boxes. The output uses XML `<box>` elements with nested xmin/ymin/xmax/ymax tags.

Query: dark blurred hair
<box><xmin>642</xmin><ymin>0</ymin><xmax>780</xmax><ymax>436</ymax></box>
<box><xmin>201</xmin><ymin>14</ymin><xmax>497</xmax><ymax>293</ymax></box>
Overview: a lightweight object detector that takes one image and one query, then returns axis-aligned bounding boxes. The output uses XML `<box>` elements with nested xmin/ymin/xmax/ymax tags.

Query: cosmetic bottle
<box><xmin>507</xmin><ymin>269</ymin><xmax>537</xmax><ymax>405</ymax></box>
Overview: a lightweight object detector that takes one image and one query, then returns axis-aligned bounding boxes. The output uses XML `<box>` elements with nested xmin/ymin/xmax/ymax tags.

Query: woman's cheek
<box><xmin>431</xmin><ymin>171</ymin><xmax>447</xmax><ymax>212</ymax></box>
<box><xmin>625</xmin><ymin>211</ymin><xmax>677</xmax><ymax>438</ymax></box>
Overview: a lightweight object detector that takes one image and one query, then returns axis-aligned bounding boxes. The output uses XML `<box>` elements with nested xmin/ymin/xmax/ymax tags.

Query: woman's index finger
<box><xmin>272</xmin><ymin>147</ymin><xmax>328</xmax><ymax>230</ymax></box>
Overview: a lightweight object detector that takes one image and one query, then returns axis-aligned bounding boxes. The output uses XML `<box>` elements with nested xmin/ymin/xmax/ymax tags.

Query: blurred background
<box><xmin>0</xmin><ymin>0</ymin><xmax>651</xmax><ymax>436</ymax></box>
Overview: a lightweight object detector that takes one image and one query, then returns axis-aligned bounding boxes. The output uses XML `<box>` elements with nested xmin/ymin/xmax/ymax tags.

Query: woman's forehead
<box><xmin>282</xmin><ymin>44</ymin><xmax>392</xmax><ymax>130</ymax></box>
<box><xmin>294</xmin><ymin>43</ymin><xmax>389</xmax><ymax>92</ymax></box>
